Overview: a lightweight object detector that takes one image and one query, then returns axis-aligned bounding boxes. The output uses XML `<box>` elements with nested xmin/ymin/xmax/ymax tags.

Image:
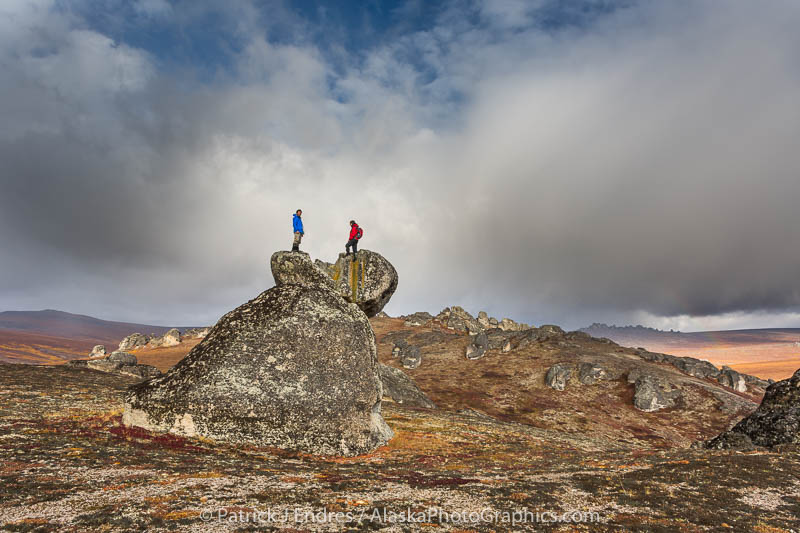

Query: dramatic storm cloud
<box><xmin>1</xmin><ymin>0</ymin><xmax>800</xmax><ymax>330</ymax></box>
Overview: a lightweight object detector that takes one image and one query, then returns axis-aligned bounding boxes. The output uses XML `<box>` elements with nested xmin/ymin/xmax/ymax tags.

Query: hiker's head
<box><xmin>350</xmin><ymin>220</ymin><xmax>356</xmax><ymax>226</ymax></box>
<box><xmin>296</xmin><ymin>209</ymin><xmax>302</xmax><ymax>216</ymax></box>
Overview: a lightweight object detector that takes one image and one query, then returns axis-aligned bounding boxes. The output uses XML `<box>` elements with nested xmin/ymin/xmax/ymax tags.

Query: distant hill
<box><xmin>0</xmin><ymin>310</ymin><xmax>180</xmax><ymax>365</ymax></box>
<box><xmin>580</xmin><ymin>323</ymin><xmax>800</xmax><ymax>379</ymax></box>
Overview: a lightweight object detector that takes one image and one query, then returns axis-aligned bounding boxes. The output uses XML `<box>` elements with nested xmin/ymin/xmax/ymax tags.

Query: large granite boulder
<box><xmin>123</xmin><ymin>251</ymin><xmax>393</xmax><ymax>456</ymax></box>
<box><xmin>392</xmin><ymin>340</ymin><xmax>422</xmax><ymax>369</ymax></box>
<box><xmin>319</xmin><ymin>250</ymin><xmax>398</xmax><ymax>318</ymax></box>
<box><xmin>705</xmin><ymin>368</ymin><xmax>800</xmax><ymax>449</ymax></box>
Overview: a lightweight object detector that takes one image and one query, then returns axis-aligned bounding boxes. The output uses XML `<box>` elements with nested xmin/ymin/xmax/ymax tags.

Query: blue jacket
<box><xmin>293</xmin><ymin>213</ymin><xmax>304</xmax><ymax>234</ymax></box>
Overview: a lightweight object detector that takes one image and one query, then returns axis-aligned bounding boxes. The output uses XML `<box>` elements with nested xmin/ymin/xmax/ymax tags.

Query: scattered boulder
<box><xmin>123</xmin><ymin>251</ymin><xmax>393</xmax><ymax>456</ymax></box>
<box><xmin>578</xmin><ymin>362</ymin><xmax>608</xmax><ymax>385</ymax></box>
<box><xmin>162</xmin><ymin>328</ymin><xmax>181</xmax><ymax>347</ymax></box>
<box><xmin>718</xmin><ymin>366</ymin><xmax>747</xmax><ymax>392</ymax></box>
<box><xmin>633</xmin><ymin>375</ymin><xmax>681</xmax><ymax>412</ymax></box>
<box><xmin>183</xmin><ymin>327</ymin><xmax>210</xmax><ymax>339</ymax></box>
<box><xmin>705</xmin><ymin>369</ymin><xmax>800</xmax><ymax>449</ymax></box>
<box><xmin>70</xmin><ymin>351</ymin><xmax>162</xmax><ymax>382</ymax></box>
<box><xmin>545</xmin><ymin>364</ymin><xmax>572</xmax><ymax>391</ymax></box>
<box><xmin>403</xmin><ymin>311</ymin><xmax>433</xmax><ymax>327</ymax></box>
<box><xmin>119</xmin><ymin>333</ymin><xmax>149</xmax><ymax>351</ymax></box>
<box><xmin>477</xmin><ymin>311</ymin><xmax>492</xmax><ymax>329</ymax></box>
<box><xmin>674</xmin><ymin>357</ymin><xmax>720</xmax><ymax>379</ymax></box>
<box><xmin>465</xmin><ymin>331</ymin><xmax>489</xmax><ymax>360</ymax></box>
<box><xmin>378</xmin><ymin>363</ymin><xmax>435</xmax><ymax>408</ymax></box>
<box><xmin>89</xmin><ymin>345</ymin><xmax>106</xmax><ymax>359</ymax></box>
<box><xmin>324</xmin><ymin>250</ymin><xmax>398</xmax><ymax>318</ymax></box>
<box><xmin>392</xmin><ymin>340</ymin><xmax>422</xmax><ymax>369</ymax></box>
<box><xmin>375</xmin><ymin>311</ymin><xmax>390</xmax><ymax>318</ymax></box>
<box><xmin>107</xmin><ymin>351</ymin><xmax>137</xmax><ymax>365</ymax></box>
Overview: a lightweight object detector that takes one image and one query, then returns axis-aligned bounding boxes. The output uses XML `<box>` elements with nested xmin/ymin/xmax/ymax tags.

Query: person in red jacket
<box><xmin>345</xmin><ymin>220</ymin><xmax>362</xmax><ymax>260</ymax></box>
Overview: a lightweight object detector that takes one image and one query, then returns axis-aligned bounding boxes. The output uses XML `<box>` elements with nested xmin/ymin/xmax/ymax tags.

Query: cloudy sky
<box><xmin>2</xmin><ymin>0</ymin><xmax>800</xmax><ymax>331</ymax></box>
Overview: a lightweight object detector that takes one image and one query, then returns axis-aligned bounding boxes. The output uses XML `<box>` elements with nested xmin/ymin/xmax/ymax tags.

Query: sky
<box><xmin>2</xmin><ymin>0</ymin><xmax>800</xmax><ymax>332</ymax></box>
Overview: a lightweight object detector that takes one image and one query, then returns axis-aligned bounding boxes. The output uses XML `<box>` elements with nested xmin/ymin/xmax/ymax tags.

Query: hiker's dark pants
<box><xmin>346</xmin><ymin>239</ymin><xmax>358</xmax><ymax>255</ymax></box>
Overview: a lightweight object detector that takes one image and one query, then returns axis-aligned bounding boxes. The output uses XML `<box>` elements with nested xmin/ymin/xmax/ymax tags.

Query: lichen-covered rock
<box><xmin>545</xmin><ymin>364</ymin><xmax>571</xmax><ymax>391</ymax></box>
<box><xmin>705</xmin><ymin>369</ymin><xmax>800</xmax><ymax>449</ymax></box>
<box><xmin>578</xmin><ymin>362</ymin><xmax>608</xmax><ymax>385</ymax></box>
<box><xmin>161</xmin><ymin>328</ymin><xmax>182</xmax><ymax>347</ymax></box>
<box><xmin>107</xmin><ymin>351</ymin><xmax>137</xmax><ymax>365</ymax></box>
<box><xmin>465</xmin><ymin>331</ymin><xmax>489</xmax><ymax>360</ymax></box>
<box><xmin>674</xmin><ymin>357</ymin><xmax>720</xmax><ymax>379</ymax></box>
<box><xmin>119</xmin><ymin>333</ymin><xmax>149</xmax><ymax>351</ymax></box>
<box><xmin>89</xmin><ymin>345</ymin><xmax>106</xmax><ymax>359</ymax></box>
<box><xmin>320</xmin><ymin>250</ymin><xmax>398</xmax><ymax>318</ymax></box>
<box><xmin>718</xmin><ymin>366</ymin><xmax>747</xmax><ymax>392</ymax></box>
<box><xmin>123</xmin><ymin>252</ymin><xmax>393</xmax><ymax>456</ymax></box>
<box><xmin>272</xmin><ymin>251</ymin><xmax>335</xmax><ymax>289</ymax></box>
<box><xmin>633</xmin><ymin>375</ymin><xmax>680</xmax><ymax>412</ymax></box>
<box><xmin>378</xmin><ymin>363</ymin><xmax>435</xmax><ymax>408</ymax></box>
<box><xmin>118</xmin><ymin>364</ymin><xmax>162</xmax><ymax>380</ymax></box>
<box><xmin>392</xmin><ymin>340</ymin><xmax>422</xmax><ymax>369</ymax></box>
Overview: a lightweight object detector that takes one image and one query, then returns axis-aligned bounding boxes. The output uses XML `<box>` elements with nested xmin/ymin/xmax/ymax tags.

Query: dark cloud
<box><xmin>2</xmin><ymin>0</ymin><xmax>800</xmax><ymax>331</ymax></box>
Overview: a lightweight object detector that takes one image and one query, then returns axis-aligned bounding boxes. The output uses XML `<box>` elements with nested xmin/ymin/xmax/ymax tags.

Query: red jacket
<box><xmin>349</xmin><ymin>224</ymin><xmax>360</xmax><ymax>240</ymax></box>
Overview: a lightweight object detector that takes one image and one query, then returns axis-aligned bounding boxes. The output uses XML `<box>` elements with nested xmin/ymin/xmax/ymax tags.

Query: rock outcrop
<box><xmin>318</xmin><ymin>250</ymin><xmax>398</xmax><ymax>318</ymax></box>
<box><xmin>403</xmin><ymin>311</ymin><xmax>433</xmax><ymax>327</ymax></box>
<box><xmin>68</xmin><ymin>351</ymin><xmax>162</xmax><ymax>381</ymax></box>
<box><xmin>378</xmin><ymin>363</ymin><xmax>436</xmax><ymax>408</ymax></box>
<box><xmin>149</xmin><ymin>328</ymin><xmax>182</xmax><ymax>348</ymax></box>
<box><xmin>119</xmin><ymin>333</ymin><xmax>149</xmax><ymax>351</ymax></box>
<box><xmin>705</xmin><ymin>369</ymin><xmax>800</xmax><ymax>449</ymax></box>
<box><xmin>89</xmin><ymin>345</ymin><xmax>106</xmax><ymax>359</ymax></box>
<box><xmin>123</xmin><ymin>251</ymin><xmax>393</xmax><ymax>456</ymax></box>
<box><xmin>436</xmin><ymin>306</ymin><xmax>483</xmax><ymax>334</ymax></box>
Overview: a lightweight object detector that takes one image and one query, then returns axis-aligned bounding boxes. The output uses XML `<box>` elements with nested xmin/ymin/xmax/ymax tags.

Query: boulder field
<box><xmin>123</xmin><ymin>249</ymin><xmax>399</xmax><ymax>456</ymax></box>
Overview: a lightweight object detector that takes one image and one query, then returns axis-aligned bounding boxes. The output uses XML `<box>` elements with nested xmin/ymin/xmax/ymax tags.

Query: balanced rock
<box><xmin>123</xmin><ymin>251</ymin><xmax>393</xmax><ymax>456</ymax></box>
<box><xmin>705</xmin><ymin>369</ymin><xmax>800</xmax><ymax>449</ymax></box>
<box><xmin>89</xmin><ymin>345</ymin><xmax>106</xmax><ymax>359</ymax></box>
<box><xmin>320</xmin><ymin>250</ymin><xmax>398</xmax><ymax>318</ymax></box>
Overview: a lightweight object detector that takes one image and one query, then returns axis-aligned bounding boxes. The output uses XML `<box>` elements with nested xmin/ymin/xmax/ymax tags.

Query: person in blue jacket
<box><xmin>292</xmin><ymin>209</ymin><xmax>304</xmax><ymax>252</ymax></box>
